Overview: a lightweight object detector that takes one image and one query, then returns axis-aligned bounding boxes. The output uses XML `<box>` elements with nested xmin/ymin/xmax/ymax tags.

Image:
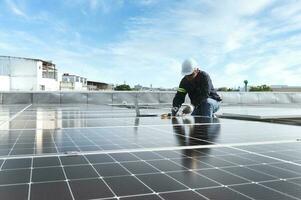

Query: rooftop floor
<box><xmin>0</xmin><ymin>104</ymin><xmax>301</xmax><ymax>200</ymax></box>
<box><xmin>217</xmin><ymin>104</ymin><xmax>301</xmax><ymax>119</ymax></box>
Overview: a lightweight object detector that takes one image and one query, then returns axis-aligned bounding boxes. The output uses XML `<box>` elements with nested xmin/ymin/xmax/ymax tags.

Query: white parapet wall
<box><xmin>0</xmin><ymin>76</ymin><xmax>10</xmax><ymax>91</ymax></box>
<box><xmin>0</xmin><ymin>91</ymin><xmax>301</xmax><ymax>104</ymax></box>
<box><xmin>219</xmin><ymin>92</ymin><xmax>301</xmax><ymax>104</ymax></box>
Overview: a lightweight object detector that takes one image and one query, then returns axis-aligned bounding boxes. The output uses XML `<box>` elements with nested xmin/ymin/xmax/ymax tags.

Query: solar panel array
<box><xmin>0</xmin><ymin>104</ymin><xmax>301</xmax><ymax>200</ymax></box>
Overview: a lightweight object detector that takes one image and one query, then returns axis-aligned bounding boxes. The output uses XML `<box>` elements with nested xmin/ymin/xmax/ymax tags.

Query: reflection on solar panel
<box><xmin>0</xmin><ymin>104</ymin><xmax>301</xmax><ymax>200</ymax></box>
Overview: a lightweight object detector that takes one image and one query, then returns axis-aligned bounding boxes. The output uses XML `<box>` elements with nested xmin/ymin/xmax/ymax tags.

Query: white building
<box><xmin>134</xmin><ymin>84</ymin><xmax>143</xmax><ymax>91</ymax></box>
<box><xmin>0</xmin><ymin>56</ymin><xmax>58</xmax><ymax>91</ymax></box>
<box><xmin>60</xmin><ymin>73</ymin><xmax>87</xmax><ymax>91</ymax></box>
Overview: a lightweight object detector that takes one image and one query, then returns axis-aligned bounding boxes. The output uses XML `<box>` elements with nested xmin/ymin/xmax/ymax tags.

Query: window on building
<box><xmin>76</xmin><ymin>76</ymin><xmax>79</xmax><ymax>82</ymax></box>
<box><xmin>42</xmin><ymin>63</ymin><xmax>57</xmax><ymax>80</ymax></box>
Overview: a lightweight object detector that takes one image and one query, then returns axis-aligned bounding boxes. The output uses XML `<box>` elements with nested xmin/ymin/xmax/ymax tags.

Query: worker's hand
<box><xmin>171</xmin><ymin>107</ymin><xmax>179</xmax><ymax>116</ymax></box>
<box><xmin>182</xmin><ymin>105</ymin><xmax>193</xmax><ymax>115</ymax></box>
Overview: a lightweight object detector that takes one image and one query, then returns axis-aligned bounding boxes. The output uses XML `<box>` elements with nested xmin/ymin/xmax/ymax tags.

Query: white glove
<box><xmin>182</xmin><ymin>105</ymin><xmax>193</xmax><ymax>115</ymax></box>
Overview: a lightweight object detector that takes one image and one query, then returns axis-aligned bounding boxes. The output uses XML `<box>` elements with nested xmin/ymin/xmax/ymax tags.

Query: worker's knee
<box><xmin>200</xmin><ymin>99</ymin><xmax>213</xmax><ymax>109</ymax></box>
<box><xmin>204</xmin><ymin>98</ymin><xmax>220</xmax><ymax>113</ymax></box>
<box><xmin>192</xmin><ymin>98</ymin><xmax>220</xmax><ymax>117</ymax></box>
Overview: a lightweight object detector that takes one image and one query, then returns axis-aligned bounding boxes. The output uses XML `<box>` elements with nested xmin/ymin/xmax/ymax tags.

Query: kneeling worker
<box><xmin>171</xmin><ymin>58</ymin><xmax>222</xmax><ymax>117</ymax></box>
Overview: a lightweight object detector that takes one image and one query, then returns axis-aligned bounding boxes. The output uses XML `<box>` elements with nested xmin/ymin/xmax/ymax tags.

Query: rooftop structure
<box><xmin>0</xmin><ymin>56</ymin><xmax>58</xmax><ymax>91</ymax></box>
<box><xmin>60</xmin><ymin>73</ymin><xmax>87</xmax><ymax>91</ymax></box>
<box><xmin>87</xmin><ymin>80</ymin><xmax>113</xmax><ymax>91</ymax></box>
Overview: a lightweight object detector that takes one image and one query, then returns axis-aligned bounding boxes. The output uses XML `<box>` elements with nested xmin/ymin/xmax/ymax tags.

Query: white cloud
<box><xmin>270</xmin><ymin>0</ymin><xmax>301</xmax><ymax>20</ymax></box>
<box><xmin>88</xmin><ymin>0</ymin><xmax>124</xmax><ymax>13</ymax></box>
<box><xmin>93</xmin><ymin>0</ymin><xmax>277</xmax><ymax>87</ymax></box>
<box><xmin>224</xmin><ymin>21</ymin><xmax>258</xmax><ymax>52</ymax></box>
<box><xmin>225</xmin><ymin>63</ymin><xmax>248</xmax><ymax>75</ymax></box>
<box><xmin>230</xmin><ymin>0</ymin><xmax>272</xmax><ymax>16</ymax></box>
<box><xmin>254</xmin><ymin>49</ymin><xmax>301</xmax><ymax>85</ymax></box>
<box><xmin>5</xmin><ymin>0</ymin><xmax>27</xmax><ymax>18</ymax></box>
<box><xmin>134</xmin><ymin>0</ymin><xmax>159</xmax><ymax>6</ymax></box>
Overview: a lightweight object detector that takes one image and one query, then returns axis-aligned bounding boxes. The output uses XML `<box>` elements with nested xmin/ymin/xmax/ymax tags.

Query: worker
<box><xmin>171</xmin><ymin>58</ymin><xmax>222</xmax><ymax>117</ymax></box>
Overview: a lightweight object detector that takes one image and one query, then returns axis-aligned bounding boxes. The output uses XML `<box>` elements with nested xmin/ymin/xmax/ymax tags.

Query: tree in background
<box><xmin>114</xmin><ymin>84</ymin><xmax>132</xmax><ymax>91</ymax></box>
<box><xmin>249</xmin><ymin>84</ymin><xmax>272</xmax><ymax>92</ymax></box>
<box><xmin>217</xmin><ymin>87</ymin><xmax>239</xmax><ymax>92</ymax></box>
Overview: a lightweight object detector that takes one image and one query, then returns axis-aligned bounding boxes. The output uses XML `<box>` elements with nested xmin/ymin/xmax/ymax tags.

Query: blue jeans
<box><xmin>191</xmin><ymin>98</ymin><xmax>220</xmax><ymax>117</ymax></box>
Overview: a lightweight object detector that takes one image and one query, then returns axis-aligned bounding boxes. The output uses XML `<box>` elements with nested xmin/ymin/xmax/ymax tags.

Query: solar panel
<box><xmin>0</xmin><ymin>104</ymin><xmax>301</xmax><ymax>200</ymax></box>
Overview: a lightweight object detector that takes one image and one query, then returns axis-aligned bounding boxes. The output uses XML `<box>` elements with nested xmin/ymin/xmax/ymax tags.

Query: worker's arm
<box><xmin>172</xmin><ymin>82</ymin><xmax>187</xmax><ymax>116</ymax></box>
<box><xmin>200</xmin><ymin>71</ymin><xmax>222</xmax><ymax>102</ymax></box>
<box><xmin>200</xmin><ymin>71</ymin><xmax>212</xmax><ymax>101</ymax></box>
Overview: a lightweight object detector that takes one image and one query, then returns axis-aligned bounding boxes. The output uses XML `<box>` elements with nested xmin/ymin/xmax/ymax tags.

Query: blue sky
<box><xmin>1</xmin><ymin>0</ymin><xmax>301</xmax><ymax>88</ymax></box>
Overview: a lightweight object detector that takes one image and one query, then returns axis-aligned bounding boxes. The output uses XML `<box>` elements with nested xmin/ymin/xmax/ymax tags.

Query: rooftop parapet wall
<box><xmin>0</xmin><ymin>91</ymin><xmax>301</xmax><ymax>104</ymax></box>
<box><xmin>219</xmin><ymin>92</ymin><xmax>301</xmax><ymax>104</ymax></box>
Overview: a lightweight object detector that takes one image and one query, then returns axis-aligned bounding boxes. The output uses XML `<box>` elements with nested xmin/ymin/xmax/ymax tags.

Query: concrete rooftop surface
<box><xmin>0</xmin><ymin>92</ymin><xmax>301</xmax><ymax>200</ymax></box>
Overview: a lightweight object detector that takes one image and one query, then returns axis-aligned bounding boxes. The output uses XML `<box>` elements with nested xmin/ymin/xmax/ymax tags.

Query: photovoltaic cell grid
<box><xmin>0</xmin><ymin>104</ymin><xmax>301</xmax><ymax>200</ymax></box>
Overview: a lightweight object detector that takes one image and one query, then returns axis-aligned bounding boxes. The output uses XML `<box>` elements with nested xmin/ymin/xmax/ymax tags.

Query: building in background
<box><xmin>60</xmin><ymin>73</ymin><xmax>87</xmax><ymax>91</ymax></box>
<box><xmin>0</xmin><ymin>56</ymin><xmax>58</xmax><ymax>91</ymax></box>
<box><xmin>133</xmin><ymin>84</ymin><xmax>174</xmax><ymax>91</ymax></box>
<box><xmin>271</xmin><ymin>85</ymin><xmax>301</xmax><ymax>92</ymax></box>
<box><xmin>134</xmin><ymin>84</ymin><xmax>143</xmax><ymax>90</ymax></box>
<box><xmin>87</xmin><ymin>80</ymin><xmax>113</xmax><ymax>91</ymax></box>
